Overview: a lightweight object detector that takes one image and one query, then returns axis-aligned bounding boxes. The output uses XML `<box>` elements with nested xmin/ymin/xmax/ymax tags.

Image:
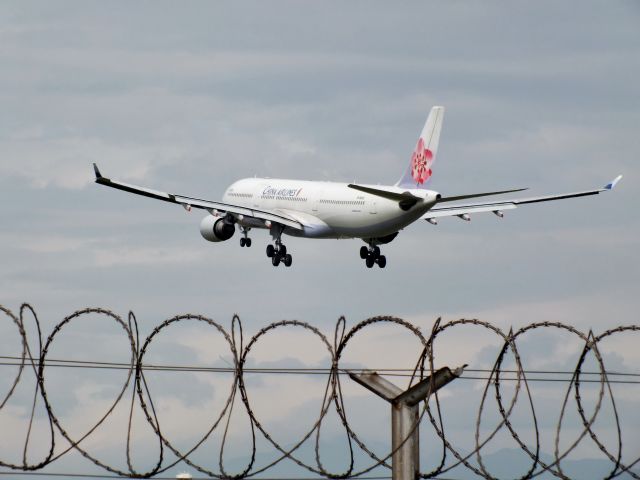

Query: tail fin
<box><xmin>397</xmin><ymin>106</ymin><xmax>445</xmax><ymax>189</ymax></box>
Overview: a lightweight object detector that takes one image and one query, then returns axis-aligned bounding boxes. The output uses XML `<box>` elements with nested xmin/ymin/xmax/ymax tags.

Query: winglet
<box><xmin>604</xmin><ymin>175</ymin><xmax>622</xmax><ymax>191</ymax></box>
<box><xmin>93</xmin><ymin>163</ymin><xmax>103</xmax><ymax>180</ymax></box>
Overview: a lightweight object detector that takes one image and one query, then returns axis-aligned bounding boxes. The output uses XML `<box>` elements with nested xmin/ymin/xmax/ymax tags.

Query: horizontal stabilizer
<box><xmin>348</xmin><ymin>184</ymin><xmax>422</xmax><ymax>210</ymax></box>
<box><xmin>347</xmin><ymin>184</ymin><xmax>419</xmax><ymax>202</ymax></box>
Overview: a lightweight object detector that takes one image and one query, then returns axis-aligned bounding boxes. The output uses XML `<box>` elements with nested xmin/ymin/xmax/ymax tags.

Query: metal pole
<box><xmin>349</xmin><ymin>365</ymin><xmax>466</xmax><ymax>480</ymax></box>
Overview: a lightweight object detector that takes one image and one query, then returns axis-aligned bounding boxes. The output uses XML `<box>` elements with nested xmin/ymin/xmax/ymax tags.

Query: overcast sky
<box><xmin>1</xmin><ymin>1</ymin><xmax>639</xmax><ymax>478</ymax></box>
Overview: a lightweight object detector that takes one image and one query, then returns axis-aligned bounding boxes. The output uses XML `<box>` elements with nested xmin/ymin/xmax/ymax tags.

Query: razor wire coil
<box><xmin>0</xmin><ymin>304</ymin><xmax>638</xmax><ymax>479</ymax></box>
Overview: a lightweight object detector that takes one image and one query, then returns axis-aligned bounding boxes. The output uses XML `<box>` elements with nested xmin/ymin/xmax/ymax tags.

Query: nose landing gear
<box><xmin>239</xmin><ymin>227</ymin><xmax>252</xmax><ymax>247</ymax></box>
<box><xmin>360</xmin><ymin>244</ymin><xmax>386</xmax><ymax>269</ymax></box>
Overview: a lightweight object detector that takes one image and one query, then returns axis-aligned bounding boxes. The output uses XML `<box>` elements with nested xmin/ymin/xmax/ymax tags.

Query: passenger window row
<box><xmin>320</xmin><ymin>199</ymin><xmax>365</xmax><ymax>205</ymax></box>
<box><xmin>261</xmin><ymin>195</ymin><xmax>308</xmax><ymax>202</ymax></box>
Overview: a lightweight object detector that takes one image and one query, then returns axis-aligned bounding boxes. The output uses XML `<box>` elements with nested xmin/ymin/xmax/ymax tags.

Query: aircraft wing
<box><xmin>423</xmin><ymin>175</ymin><xmax>622</xmax><ymax>223</ymax></box>
<box><xmin>92</xmin><ymin>164</ymin><xmax>304</xmax><ymax>230</ymax></box>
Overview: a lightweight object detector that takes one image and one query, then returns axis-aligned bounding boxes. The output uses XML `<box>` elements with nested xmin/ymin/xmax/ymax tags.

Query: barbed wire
<box><xmin>2</xmin><ymin>352</ymin><xmax>640</xmax><ymax>385</ymax></box>
<box><xmin>0</xmin><ymin>304</ymin><xmax>638</xmax><ymax>479</ymax></box>
<box><xmin>0</xmin><ymin>472</ymin><xmax>398</xmax><ymax>480</ymax></box>
<box><xmin>1</xmin><ymin>356</ymin><xmax>638</xmax><ymax>383</ymax></box>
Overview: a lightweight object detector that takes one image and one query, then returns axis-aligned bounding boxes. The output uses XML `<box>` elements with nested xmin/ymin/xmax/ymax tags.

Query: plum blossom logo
<box><xmin>411</xmin><ymin>138</ymin><xmax>433</xmax><ymax>185</ymax></box>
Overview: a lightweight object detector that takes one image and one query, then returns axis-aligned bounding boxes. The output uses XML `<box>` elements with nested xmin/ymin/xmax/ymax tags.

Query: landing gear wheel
<box><xmin>272</xmin><ymin>255</ymin><xmax>281</xmax><ymax>267</ymax></box>
<box><xmin>377</xmin><ymin>255</ymin><xmax>387</xmax><ymax>269</ymax></box>
<box><xmin>246</xmin><ymin>238</ymin><xmax>252</xmax><ymax>247</ymax></box>
<box><xmin>372</xmin><ymin>246</ymin><xmax>381</xmax><ymax>258</ymax></box>
<box><xmin>284</xmin><ymin>253</ymin><xmax>292</xmax><ymax>267</ymax></box>
<box><xmin>266</xmin><ymin>244</ymin><xmax>275</xmax><ymax>258</ymax></box>
<box><xmin>240</xmin><ymin>237</ymin><xmax>246</xmax><ymax>247</ymax></box>
<box><xmin>279</xmin><ymin>244</ymin><xmax>287</xmax><ymax>256</ymax></box>
<box><xmin>360</xmin><ymin>246</ymin><xmax>368</xmax><ymax>259</ymax></box>
<box><xmin>365</xmin><ymin>256</ymin><xmax>375</xmax><ymax>268</ymax></box>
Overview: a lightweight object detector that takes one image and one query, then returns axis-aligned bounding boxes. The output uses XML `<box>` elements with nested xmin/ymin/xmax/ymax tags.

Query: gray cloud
<box><xmin>1</xmin><ymin>1</ymin><xmax>639</xmax><ymax>477</ymax></box>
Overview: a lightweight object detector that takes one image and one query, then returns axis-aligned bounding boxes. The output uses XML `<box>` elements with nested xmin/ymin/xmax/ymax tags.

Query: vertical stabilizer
<box><xmin>397</xmin><ymin>106</ymin><xmax>444</xmax><ymax>189</ymax></box>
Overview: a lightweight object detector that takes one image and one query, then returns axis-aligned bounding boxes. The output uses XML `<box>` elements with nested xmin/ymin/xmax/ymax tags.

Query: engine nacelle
<box><xmin>199</xmin><ymin>216</ymin><xmax>235</xmax><ymax>242</ymax></box>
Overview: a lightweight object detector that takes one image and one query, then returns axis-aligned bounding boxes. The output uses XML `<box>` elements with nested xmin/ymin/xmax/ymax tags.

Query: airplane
<box><xmin>93</xmin><ymin>106</ymin><xmax>622</xmax><ymax>269</ymax></box>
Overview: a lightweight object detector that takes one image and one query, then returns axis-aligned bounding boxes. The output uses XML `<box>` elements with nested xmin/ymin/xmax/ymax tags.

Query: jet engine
<box><xmin>199</xmin><ymin>215</ymin><xmax>235</xmax><ymax>242</ymax></box>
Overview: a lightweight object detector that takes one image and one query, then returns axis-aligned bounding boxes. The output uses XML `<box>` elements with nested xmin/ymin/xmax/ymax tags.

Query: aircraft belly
<box><xmin>278</xmin><ymin>209</ymin><xmax>337</xmax><ymax>238</ymax></box>
<box><xmin>318</xmin><ymin>207</ymin><xmax>423</xmax><ymax>239</ymax></box>
<box><xmin>238</xmin><ymin>217</ymin><xmax>268</xmax><ymax>229</ymax></box>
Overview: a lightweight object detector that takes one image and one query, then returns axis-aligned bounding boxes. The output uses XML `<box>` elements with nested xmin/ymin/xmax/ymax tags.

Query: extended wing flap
<box><xmin>425</xmin><ymin>203</ymin><xmax>517</xmax><ymax>219</ymax></box>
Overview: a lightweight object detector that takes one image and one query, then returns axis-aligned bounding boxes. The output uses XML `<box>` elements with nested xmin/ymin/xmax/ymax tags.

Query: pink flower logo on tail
<box><xmin>411</xmin><ymin>138</ymin><xmax>433</xmax><ymax>185</ymax></box>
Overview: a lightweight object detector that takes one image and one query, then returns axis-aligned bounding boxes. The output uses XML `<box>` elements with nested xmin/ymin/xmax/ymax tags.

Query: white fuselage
<box><xmin>222</xmin><ymin>178</ymin><xmax>439</xmax><ymax>240</ymax></box>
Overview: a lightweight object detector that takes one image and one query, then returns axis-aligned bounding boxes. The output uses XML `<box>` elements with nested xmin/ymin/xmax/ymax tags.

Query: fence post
<box><xmin>349</xmin><ymin>365</ymin><xmax>466</xmax><ymax>480</ymax></box>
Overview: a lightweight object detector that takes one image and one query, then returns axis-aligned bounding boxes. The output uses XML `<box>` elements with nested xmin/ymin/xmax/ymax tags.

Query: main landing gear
<box><xmin>239</xmin><ymin>227</ymin><xmax>252</xmax><ymax>247</ymax></box>
<box><xmin>266</xmin><ymin>243</ymin><xmax>292</xmax><ymax>267</ymax></box>
<box><xmin>360</xmin><ymin>244</ymin><xmax>386</xmax><ymax>269</ymax></box>
<box><xmin>266</xmin><ymin>226</ymin><xmax>292</xmax><ymax>267</ymax></box>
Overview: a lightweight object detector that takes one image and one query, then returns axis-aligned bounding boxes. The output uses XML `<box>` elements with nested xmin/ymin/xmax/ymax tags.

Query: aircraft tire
<box><xmin>246</xmin><ymin>238</ymin><xmax>252</xmax><ymax>247</ymax></box>
<box><xmin>372</xmin><ymin>246</ymin><xmax>381</xmax><ymax>258</ymax></box>
<box><xmin>266</xmin><ymin>244</ymin><xmax>275</xmax><ymax>257</ymax></box>
<box><xmin>284</xmin><ymin>254</ymin><xmax>292</xmax><ymax>267</ymax></box>
<box><xmin>279</xmin><ymin>244</ymin><xmax>287</xmax><ymax>256</ymax></box>
<box><xmin>365</xmin><ymin>256</ymin><xmax>375</xmax><ymax>268</ymax></box>
<box><xmin>377</xmin><ymin>255</ymin><xmax>387</xmax><ymax>268</ymax></box>
<box><xmin>240</xmin><ymin>238</ymin><xmax>246</xmax><ymax>247</ymax></box>
<box><xmin>360</xmin><ymin>246</ymin><xmax>368</xmax><ymax>259</ymax></box>
<box><xmin>272</xmin><ymin>255</ymin><xmax>280</xmax><ymax>266</ymax></box>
